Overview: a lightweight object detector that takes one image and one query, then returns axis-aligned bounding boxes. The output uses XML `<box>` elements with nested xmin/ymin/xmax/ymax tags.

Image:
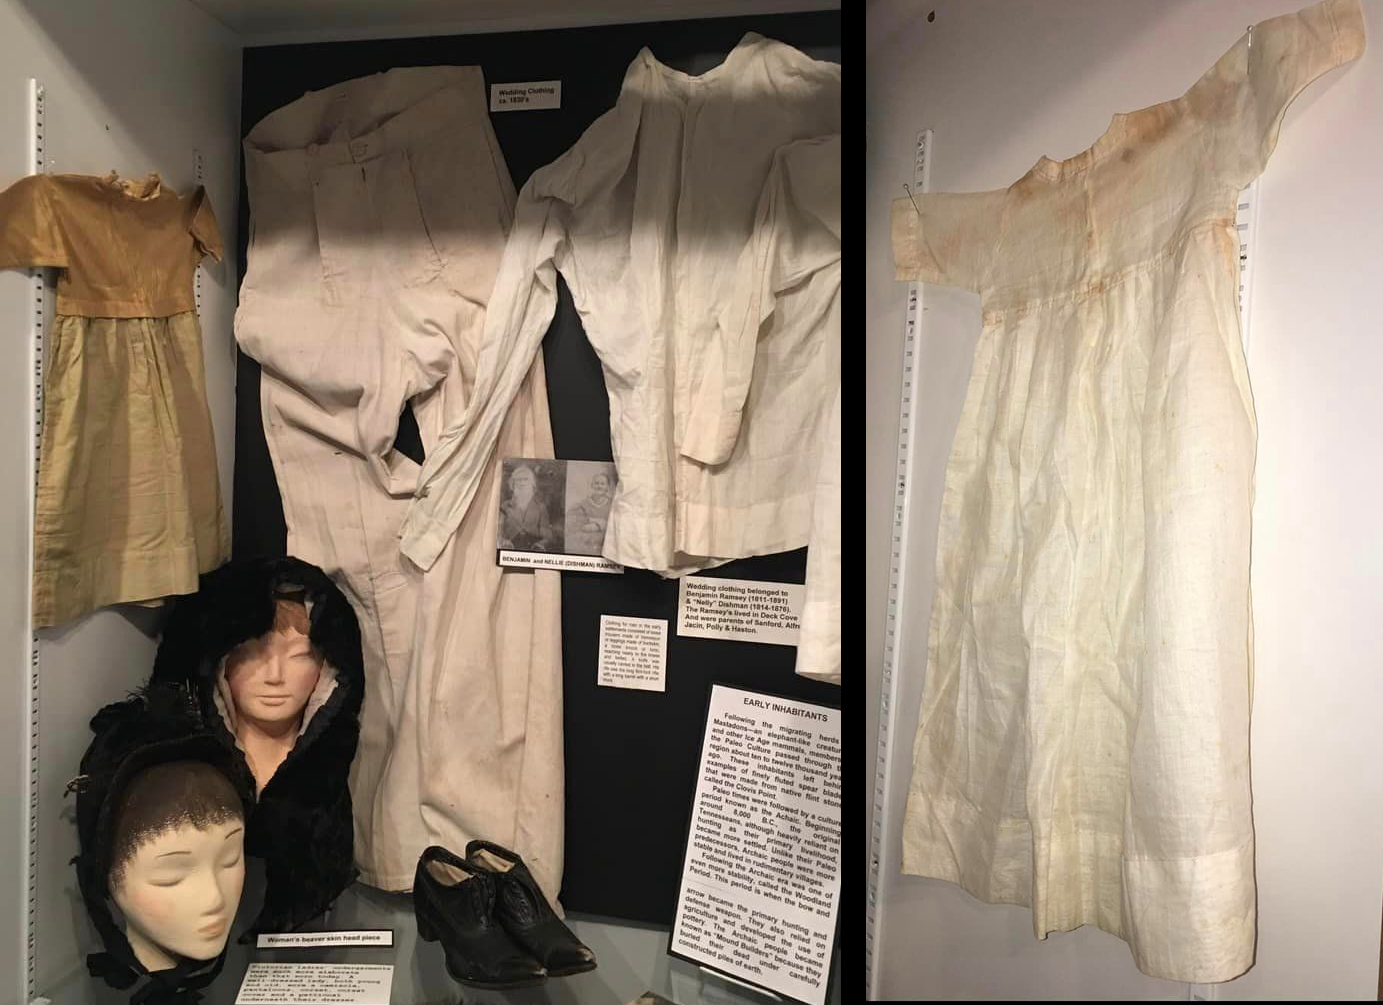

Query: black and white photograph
<box><xmin>563</xmin><ymin>460</ymin><xmax>618</xmax><ymax>556</ymax></box>
<box><xmin>497</xmin><ymin>458</ymin><xmax>566</xmax><ymax>554</ymax></box>
<box><xmin>497</xmin><ymin>458</ymin><xmax>624</xmax><ymax>573</ymax></box>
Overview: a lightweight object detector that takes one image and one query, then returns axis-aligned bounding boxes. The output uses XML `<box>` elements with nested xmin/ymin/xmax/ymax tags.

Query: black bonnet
<box><xmin>72</xmin><ymin>684</ymin><xmax>255</xmax><ymax>1000</ymax></box>
<box><xmin>151</xmin><ymin>555</ymin><xmax>364</xmax><ymax>693</ymax></box>
<box><xmin>146</xmin><ymin>555</ymin><xmax>365</xmax><ymax>939</ymax></box>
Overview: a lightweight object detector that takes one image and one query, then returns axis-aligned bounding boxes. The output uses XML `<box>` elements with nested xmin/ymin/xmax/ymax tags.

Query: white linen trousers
<box><xmin>237</xmin><ymin>66</ymin><xmax>565</xmax><ymax>898</ymax></box>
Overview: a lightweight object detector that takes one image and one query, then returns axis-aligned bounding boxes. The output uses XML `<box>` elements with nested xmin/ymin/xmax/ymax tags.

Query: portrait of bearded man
<box><xmin>498</xmin><ymin>462</ymin><xmax>561</xmax><ymax>552</ymax></box>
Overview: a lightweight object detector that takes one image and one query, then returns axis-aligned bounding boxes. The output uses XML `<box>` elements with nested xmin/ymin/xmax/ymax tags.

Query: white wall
<box><xmin>0</xmin><ymin>1</ymin><xmax>241</xmax><ymax>1001</ymax></box>
<box><xmin>867</xmin><ymin>0</ymin><xmax>1383</xmax><ymax>999</ymax></box>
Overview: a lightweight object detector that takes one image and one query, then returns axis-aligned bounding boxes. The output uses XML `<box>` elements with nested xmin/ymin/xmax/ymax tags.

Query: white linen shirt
<box><xmin>398</xmin><ymin>33</ymin><xmax>841</xmax><ymax>575</ymax></box>
<box><xmin>713</xmin><ymin>134</ymin><xmax>842</xmax><ymax>683</ymax></box>
<box><xmin>794</xmin><ymin>379</ymin><xmax>840</xmax><ymax>686</ymax></box>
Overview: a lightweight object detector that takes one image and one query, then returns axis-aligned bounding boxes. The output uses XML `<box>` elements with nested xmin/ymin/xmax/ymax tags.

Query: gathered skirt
<box><xmin>35</xmin><ymin>311</ymin><xmax>229</xmax><ymax>628</ymax></box>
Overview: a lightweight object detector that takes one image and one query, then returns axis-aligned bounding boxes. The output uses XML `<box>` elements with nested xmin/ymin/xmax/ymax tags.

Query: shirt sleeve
<box><xmin>891</xmin><ymin>187</ymin><xmax>1006</xmax><ymax>293</ymax></box>
<box><xmin>397</xmin><ymin>112</ymin><xmax>592</xmax><ymax>571</ymax></box>
<box><xmin>795</xmin><ymin>379</ymin><xmax>840</xmax><ymax>685</ymax></box>
<box><xmin>0</xmin><ymin>175</ymin><xmax>68</xmax><ymax>269</ymax></box>
<box><xmin>683</xmin><ymin>134</ymin><xmax>841</xmax><ymax>466</ymax></box>
<box><xmin>1195</xmin><ymin>0</ymin><xmax>1366</xmax><ymax>187</ymax></box>
<box><xmin>189</xmin><ymin>186</ymin><xmax>224</xmax><ymax>262</ymax></box>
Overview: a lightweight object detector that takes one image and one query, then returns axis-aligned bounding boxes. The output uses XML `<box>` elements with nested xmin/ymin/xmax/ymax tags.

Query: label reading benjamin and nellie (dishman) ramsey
<box><xmin>490</xmin><ymin>80</ymin><xmax>562</xmax><ymax>111</ymax></box>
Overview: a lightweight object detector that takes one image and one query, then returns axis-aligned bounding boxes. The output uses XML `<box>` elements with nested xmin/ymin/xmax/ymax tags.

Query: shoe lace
<box><xmin>499</xmin><ymin>875</ymin><xmax>542</xmax><ymax>927</ymax></box>
<box><xmin>461</xmin><ymin>871</ymin><xmax>498</xmax><ymax>924</ymax></box>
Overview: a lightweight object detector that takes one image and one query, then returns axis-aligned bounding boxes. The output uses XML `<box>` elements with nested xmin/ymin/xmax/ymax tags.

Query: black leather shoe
<box><xmin>413</xmin><ymin>845</ymin><xmax>548</xmax><ymax>989</ymax></box>
<box><xmin>465</xmin><ymin>839</ymin><xmax>598</xmax><ymax>978</ymax></box>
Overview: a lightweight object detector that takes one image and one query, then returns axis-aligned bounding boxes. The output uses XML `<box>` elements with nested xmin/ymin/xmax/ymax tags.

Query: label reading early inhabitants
<box><xmin>670</xmin><ymin>686</ymin><xmax>841</xmax><ymax>1005</ymax></box>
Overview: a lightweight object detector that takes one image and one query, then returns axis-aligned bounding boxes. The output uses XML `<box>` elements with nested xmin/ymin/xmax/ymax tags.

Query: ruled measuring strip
<box><xmin>866</xmin><ymin>128</ymin><xmax>930</xmax><ymax>1001</ymax></box>
<box><xmin>1236</xmin><ymin>180</ymin><xmax>1258</xmax><ymax>352</ymax></box>
<box><xmin>24</xmin><ymin>76</ymin><xmax>45</xmax><ymax>1005</ymax></box>
<box><xmin>194</xmin><ymin>147</ymin><xmax>204</xmax><ymax>317</ymax></box>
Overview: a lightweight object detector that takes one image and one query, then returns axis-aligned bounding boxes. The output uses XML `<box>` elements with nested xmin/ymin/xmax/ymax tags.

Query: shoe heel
<box><xmin>416</xmin><ymin>912</ymin><xmax>439</xmax><ymax>943</ymax></box>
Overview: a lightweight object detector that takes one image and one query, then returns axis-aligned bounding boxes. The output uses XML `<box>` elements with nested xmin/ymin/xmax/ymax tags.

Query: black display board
<box><xmin>235</xmin><ymin>10</ymin><xmax>840</xmax><ymax>924</ymax></box>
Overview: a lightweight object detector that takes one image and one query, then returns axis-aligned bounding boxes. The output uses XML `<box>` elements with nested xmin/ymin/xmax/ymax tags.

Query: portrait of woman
<box><xmin>563</xmin><ymin>463</ymin><xmax>617</xmax><ymax>555</ymax></box>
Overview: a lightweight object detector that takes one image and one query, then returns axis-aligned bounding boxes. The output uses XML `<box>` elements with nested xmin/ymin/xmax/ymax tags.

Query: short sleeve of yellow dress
<box><xmin>887</xmin><ymin>0</ymin><xmax>1364</xmax><ymax>985</ymax></box>
<box><xmin>0</xmin><ymin>172</ymin><xmax>230</xmax><ymax>627</ymax></box>
<box><xmin>0</xmin><ymin>175</ymin><xmax>70</xmax><ymax>268</ymax></box>
<box><xmin>189</xmin><ymin>185</ymin><xmax>225</xmax><ymax>263</ymax></box>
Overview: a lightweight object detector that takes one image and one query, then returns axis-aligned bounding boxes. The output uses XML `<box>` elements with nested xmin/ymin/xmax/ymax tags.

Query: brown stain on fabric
<box><xmin>1055</xmin><ymin>194</ymin><xmax>1082</xmax><ymax>224</ymax></box>
<box><xmin>1010</xmin><ymin>170</ymin><xmax>1042</xmax><ymax>201</ymax></box>
<box><xmin>1123</xmin><ymin>103</ymin><xmax>1176</xmax><ymax>148</ymax></box>
<box><xmin>1187</xmin><ymin>69</ymin><xmax>1237</xmax><ymax>120</ymax></box>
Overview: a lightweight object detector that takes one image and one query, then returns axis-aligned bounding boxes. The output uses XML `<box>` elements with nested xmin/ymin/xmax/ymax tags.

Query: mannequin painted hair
<box><xmin>267</xmin><ymin>593</ymin><xmax>311</xmax><ymax>638</ymax></box>
<box><xmin>74</xmin><ymin>686</ymin><xmax>256</xmax><ymax>1003</ymax></box>
<box><xmin>109</xmin><ymin>760</ymin><xmax>243</xmax><ymax>890</ymax></box>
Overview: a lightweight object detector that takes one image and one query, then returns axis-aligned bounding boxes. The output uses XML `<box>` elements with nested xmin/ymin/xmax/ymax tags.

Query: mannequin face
<box><xmin>511</xmin><ymin>468</ymin><xmax>536</xmax><ymax>509</ymax></box>
<box><xmin>111</xmin><ymin>818</ymin><xmax>245</xmax><ymax>969</ymax></box>
<box><xmin>224</xmin><ymin>625</ymin><xmax>322</xmax><ymax>731</ymax></box>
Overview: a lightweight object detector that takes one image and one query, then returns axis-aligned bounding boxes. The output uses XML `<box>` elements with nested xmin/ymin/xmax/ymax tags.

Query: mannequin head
<box><xmin>223</xmin><ymin>598</ymin><xmax>323</xmax><ymax>736</ymax></box>
<box><xmin>108</xmin><ymin>760</ymin><xmax>245</xmax><ymax>973</ymax></box>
